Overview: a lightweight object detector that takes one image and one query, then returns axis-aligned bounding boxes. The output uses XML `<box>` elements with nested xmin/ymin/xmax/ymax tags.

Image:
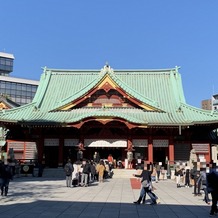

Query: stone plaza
<box><xmin>0</xmin><ymin>170</ymin><xmax>212</xmax><ymax>218</ymax></box>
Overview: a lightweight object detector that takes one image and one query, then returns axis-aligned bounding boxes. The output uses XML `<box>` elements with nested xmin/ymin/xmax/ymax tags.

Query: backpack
<box><xmin>83</xmin><ymin>163</ymin><xmax>91</xmax><ymax>174</ymax></box>
<box><xmin>65</xmin><ymin>164</ymin><xmax>73</xmax><ymax>176</ymax></box>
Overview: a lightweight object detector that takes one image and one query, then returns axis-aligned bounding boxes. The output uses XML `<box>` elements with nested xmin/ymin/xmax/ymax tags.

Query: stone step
<box><xmin>112</xmin><ymin>169</ymin><xmax>136</xmax><ymax>178</ymax></box>
<box><xmin>41</xmin><ymin>168</ymin><xmax>137</xmax><ymax>179</ymax></box>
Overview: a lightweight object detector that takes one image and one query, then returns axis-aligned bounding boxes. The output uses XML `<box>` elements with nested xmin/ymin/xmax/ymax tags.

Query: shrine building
<box><xmin>1</xmin><ymin>64</ymin><xmax>218</xmax><ymax>168</ymax></box>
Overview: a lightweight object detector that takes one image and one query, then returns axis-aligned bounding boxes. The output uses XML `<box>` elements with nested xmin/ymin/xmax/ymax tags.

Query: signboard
<box><xmin>132</xmin><ymin>139</ymin><xmax>148</xmax><ymax>147</ymax></box>
<box><xmin>20</xmin><ymin>164</ymin><xmax>34</xmax><ymax>174</ymax></box>
<box><xmin>153</xmin><ymin>139</ymin><xmax>169</xmax><ymax>147</ymax></box>
<box><xmin>192</xmin><ymin>143</ymin><xmax>209</xmax><ymax>154</ymax></box>
<box><xmin>44</xmin><ymin>139</ymin><xmax>59</xmax><ymax>146</ymax></box>
<box><xmin>64</xmin><ymin>139</ymin><xmax>79</xmax><ymax>147</ymax></box>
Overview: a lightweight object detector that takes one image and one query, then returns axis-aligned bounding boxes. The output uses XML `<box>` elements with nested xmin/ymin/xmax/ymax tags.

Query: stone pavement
<box><xmin>0</xmin><ymin>175</ymin><xmax>212</xmax><ymax>218</ymax></box>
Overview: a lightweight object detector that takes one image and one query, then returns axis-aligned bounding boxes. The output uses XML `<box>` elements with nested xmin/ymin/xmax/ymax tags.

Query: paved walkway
<box><xmin>0</xmin><ymin>176</ymin><xmax>212</xmax><ymax>218</ymax></box>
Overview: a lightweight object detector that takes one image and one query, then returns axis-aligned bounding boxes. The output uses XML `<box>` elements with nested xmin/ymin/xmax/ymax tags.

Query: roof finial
<box><xmin>100</xmin><ymin>62</ymin><xmax>114</xmax><ymax>75</ymax></box>
<box><xmin>43</xmin><ymin>66</ymin><xmax>47</xmax><ymax>73</ymax></box>
<box><xmin>175</xmin><ymin>66</ymin><xmax>181</xmax><ymax>73</ymax></box>
<box><xmin>103</xmin><ymin>62</ymin><xmax>111</xmax><ymax>73</ymax></box>
<box><xmin>105</xmin><ymin>61</ymin><xmax>109</xmax><ymax>68</ymax></box>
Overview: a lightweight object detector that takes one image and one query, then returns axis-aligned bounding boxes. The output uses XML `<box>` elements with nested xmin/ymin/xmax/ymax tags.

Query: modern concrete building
<box><xmin>212</xmin><ymin>94</ymin><xmax>218</xmax><ymax>111</ymax></box>
<box><xmin>0</xmin><ymin>52</ymin><xmax>39</xmax><ymax>150</ymax></box>
<box><xmin>201</xmin><ymin>99</ymin><xmax>212</xmax><ymax>110</ymax></box>
<box><xmin>0</xmin><ymin>52</ymin><xmax>39</xmax><ymax>106</ymax></box>
<box><xmin>201</xmin><ymin>94</ymin><xmax>218</xmax><ymax>111</ymax></box>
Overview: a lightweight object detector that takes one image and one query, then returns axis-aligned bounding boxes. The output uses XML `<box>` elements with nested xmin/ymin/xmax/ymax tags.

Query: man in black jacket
<box><xmin>191</xmin><ymin>163</ymin><xmax>201</xmax><ymax>196</ymax></box>
<box><xmin>207</xmin><ymin>163</ymin><xmax>218</xmax><ymax>216</ymax></box>
<box><xmin>0</xmin><ymin>159</ymin><xmax>13</xmax><ymax>196</ymax></box>
<box><xmin>80</xmin><ymin>160</ymin><xmax>91</xmax><ymax>187</ymax></box>
<box><xmin>133</xmin><ymin>164</ymin><xmax>157</xmax><ymax>205</ymax></box>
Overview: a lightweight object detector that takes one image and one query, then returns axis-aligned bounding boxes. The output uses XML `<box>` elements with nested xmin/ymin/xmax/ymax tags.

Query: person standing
<box><xmin>1</xmin><ymin>159</ymin><xmax>13</xmax><ymax>196</ymax></box>
<box><xmin>72</xmin><ymin>161</ymin><xmax>80</xmax><ymax>187</ymax></box>
<box><xmin>184</xmin><ymin>168</ymin><xmax>191</xmax><ymax>188</ymax></box>
<box><xmin>107</xmin><ymin>154</ymin><xmax>114</xmax><ymax>165</ymax></box>
<box><xmin>77</xmin><ymin>150</ymin><xmax>83</xmax><ymax>162</ymax></box>
<box><xmin>90</xmin><ymin>161</ymin><xmax>96</xmax><ymax>182</ymax></box>
<box><xmin>156</xmin><ymin>163</ymin><xmax>161</xmax><ymax>182</ymax></box>
<box><xmin>64</xmin><ymin>159</ymin><xmax>74</xmax><ymax>187</ymax></box>
<box><xmin>0</xmin><ymin>160</ymin><xmax>4</xmax><ymax>194</ymax></box>
<box><xmin>127</xmin><ymin>150</ymin><xmax>133</xmax><ymax>169</ymax></box>
<box><xmin>93</xmin><ymin>152</ymin><xmax>100</xmax><ymax>164</ymax></box>
<box><xmin>191</xmin><ymin>164</ymin><xmax>201</xmax><ymax>196</ymax></box>
<box><xmin>151</xmin><ymin>165</ymin><xmax>157</xmax><ymax>182</ymax></box>
<box><xmin>207</xmin><ymin>163</ymin><xmax>218</xmax><ymax>216</ymax></box>
<box><xmin>80</xmin><ymin>160</ymin><xmax>91</xmax><ymax>187</ymax></box>
<box><xmin>96</xmin><ymin>160</ymin><xmax>105</xmax><ymax>183</ymax></box>
<box><xmin>175</xmin><ymin>166</ymin><xmax>183</xmax><ymax>188</ymax></box>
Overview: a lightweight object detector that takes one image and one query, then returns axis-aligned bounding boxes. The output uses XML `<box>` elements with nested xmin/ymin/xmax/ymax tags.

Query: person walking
<box><xmin>198</xmin><ymin>168</ymin><xmax>210</xmax><ymax>204</ymax></box>
<box><xmin>133</xmin><ymin>164</ymin><xmax>157</xmax><ymax>205</ymax></box>
<box><xmin>64</xmin><ymin>159</ymin><xmax>74</xmax><ymax>187</ymax></box>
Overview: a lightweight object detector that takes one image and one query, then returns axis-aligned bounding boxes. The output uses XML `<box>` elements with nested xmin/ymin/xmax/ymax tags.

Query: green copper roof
<box><xmin>33</xmin><ymin>66</ymin><xmax>184</xmax><ymax>112</ymax></box>
<box><xmin>0</xmin><ymin>65</ymin><xmax>218</xmax><ymax>126</ymax></box>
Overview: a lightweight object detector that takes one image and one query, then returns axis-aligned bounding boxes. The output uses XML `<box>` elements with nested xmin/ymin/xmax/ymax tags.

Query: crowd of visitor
<box><xmin>64</xmin><ymin>154</ymin><xmax>115</xmax><ymax>188</ymax></box>
<box><xmin>172</xmin><ymin>161</ymin><xmax>218</xmax><ymax>216</ymax></box>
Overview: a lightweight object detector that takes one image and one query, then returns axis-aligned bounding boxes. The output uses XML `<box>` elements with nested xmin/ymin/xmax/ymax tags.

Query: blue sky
<box><xmin>1</xmin><ymin>1</ymin><xmax>218</xmax><ymax>108</ymax></box>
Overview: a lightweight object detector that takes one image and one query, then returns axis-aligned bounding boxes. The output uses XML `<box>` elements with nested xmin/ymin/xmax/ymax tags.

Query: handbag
<box><xmin>141</xmin><ymin>180</ymin><xmax>148</xmax><ymax>187</ymax></box>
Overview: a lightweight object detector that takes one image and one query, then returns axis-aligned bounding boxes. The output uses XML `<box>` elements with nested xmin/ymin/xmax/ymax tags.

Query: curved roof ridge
<box><xmin>0</xmin><ymin>102</ymin><xmax>36</xmax><ymax>114</ymax></box>
<box><xmin>33</xmin><ymin>68</ymin><xmax>53</xmax><ymax>108</ymax></box>
<box><xmin>50</xmin><ymin>74</ymin><xmax>102</xmax><ymax>111</ymax></box>
<box><xmin>180</xmin><ymin>102</ymin><xmax>215</xmax><ymax>113</ymax></box>
<box><xmin>44</xmin><ymin>66</ymin><xmax>179</xmax><ymax>73</ymax></box>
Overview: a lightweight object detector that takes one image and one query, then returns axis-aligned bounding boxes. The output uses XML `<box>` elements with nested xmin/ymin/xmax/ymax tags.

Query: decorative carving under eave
<box><xmin>101</xmin><ymin>82</ymin><xmax>114</xmax><ymax>92</ymax></box>
<box><xmin>0</xmin><ymin>102</ymin><xmax>9</xmax><ymax>109</ymax></box>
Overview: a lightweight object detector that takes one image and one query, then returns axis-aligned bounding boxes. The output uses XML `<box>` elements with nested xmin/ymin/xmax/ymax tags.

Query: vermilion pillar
<box><xmin>169</xmin><ymin>137</ymin><xmax>174</xmax><ymax>165</ymax></box>
<box><xmin>148</xmin><ymin>136</ymin><xmax>153</xmax><ymax>163</ymax></box>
